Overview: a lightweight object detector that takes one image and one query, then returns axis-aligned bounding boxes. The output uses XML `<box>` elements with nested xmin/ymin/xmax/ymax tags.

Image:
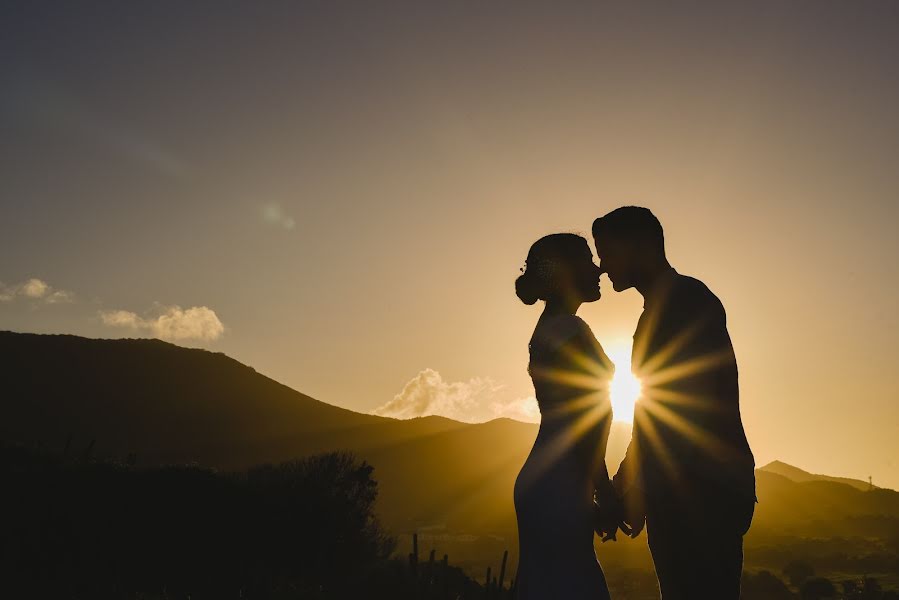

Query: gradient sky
<box><xmin>2</xmin><ymin>2</ymin><xmax>898</xmax><ymax>488</ymax></box>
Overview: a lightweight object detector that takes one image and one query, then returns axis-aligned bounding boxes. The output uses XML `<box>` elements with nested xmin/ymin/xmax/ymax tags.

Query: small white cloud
<box><xmin>153</xmin><ymin>305</ymin><xmax>225</xmax><ymax>341</ymax></box>
<box><xmin>21</xmin><ymin>278</ymin><xmax>49</xmax><ymax>298</ymax></box>
<box><xmin>371</xmin><ymin>368</ymin><xmax>540</xmax><ymax>424</ymax></box>
<box><xmin>261</xmin><ymin>203</ymin><xmax>296</xmax><ymax>230</ymax></box>
<box><xmin>46</xmin><ymin>290</ymin><xmax>76</xmax><ymax>304</ymax></box>
<box><xmin>99</xmin><ymin>309</ymin><xmax>142</xmax><ymax>329</ymax></box>
<box><xmin>0</xmin><ymin>278</ymin><xmax>74</xmax><ymax>304</ymax></box>
<box><xmin>488</xmin><ymin>396</ymin><xmax>541</xmax><ymax>423</ymax></box>
<box><xmin>99</xmin><ymin>304</ymin><xmax>225</xmax><ymax>342</ymax></box>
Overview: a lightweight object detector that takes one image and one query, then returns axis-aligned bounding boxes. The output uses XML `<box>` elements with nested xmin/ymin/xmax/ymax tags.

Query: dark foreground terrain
<box><xmin>2</xmin><ymin>332</ymin><xmax>898</xmax><ymax>598</ymax></box>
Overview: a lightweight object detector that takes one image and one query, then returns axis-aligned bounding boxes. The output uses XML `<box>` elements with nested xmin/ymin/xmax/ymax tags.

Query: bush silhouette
<box><xmin>784</xmin><ymin>559</ymin><xmax>816</xmax><ymax>587</ymax></box>
<box><xmin>2</xmin><ymin>443</ymin><xmax>396</xmax><ymax>598</ymax></box>
<box><xmin>742</xmin><ymin>570</ymin><xmax>797</xmax><ymax>599</ymax></box>
<box><xmin>801</xmin><ymin>577</ymin><xmax>837</xmax><ymax>600</ymax></box>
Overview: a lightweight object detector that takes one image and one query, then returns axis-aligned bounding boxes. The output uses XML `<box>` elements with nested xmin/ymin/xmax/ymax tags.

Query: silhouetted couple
<box><xmin>513</xmin><ymin>207</ymin><xmax>756</xmax><ymax>600</ymax></box>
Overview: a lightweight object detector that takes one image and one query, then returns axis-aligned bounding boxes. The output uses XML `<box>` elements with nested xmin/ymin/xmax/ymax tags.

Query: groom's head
<box><xmin>592</xmin><ymin>206</ymin><xmax>666</xmax><ymax>292</ymax></box>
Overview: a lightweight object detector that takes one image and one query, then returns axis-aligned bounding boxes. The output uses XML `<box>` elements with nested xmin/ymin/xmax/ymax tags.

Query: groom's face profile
<box><xmin>593</xmin><ymin>235</ymin><xmax>636</xmax><ymax>292</ymax></box>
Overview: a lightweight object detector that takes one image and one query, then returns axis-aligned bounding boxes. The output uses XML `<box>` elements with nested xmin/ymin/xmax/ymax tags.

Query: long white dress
<box><xmin>514</xmin><ymin>314</ymin><xmax>614</xmax><ymax>600</ymax></box>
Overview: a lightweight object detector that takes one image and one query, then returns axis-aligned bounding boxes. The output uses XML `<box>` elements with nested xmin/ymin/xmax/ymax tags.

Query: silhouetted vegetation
<box><xmin>784</xmin><ymin>559</ymin><xmax>817</xmax><ymax>588</ymax></box>
<box><xmin>801</xmin><ymin>576</ymin><xmax>837</xmax><ymax>599</ymax></box>
<box><xmin>743</xmin><ymin>570</ymin><xmax>797</xmax><ymax>599</ymax></box>
<box><xmin>1</xmin><ymin>442</ymin><xmax>495</xmax><ymax>599</ymax></box>
<box><xmin>737</xmin><ymin>570</ymin><xmax>899</xmax><ymax>600</ymax></box>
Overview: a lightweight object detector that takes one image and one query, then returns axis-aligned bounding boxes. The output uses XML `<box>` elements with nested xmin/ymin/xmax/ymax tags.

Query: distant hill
<box><xmin>751</xmin><ymin>470</ymin><xmax>899</xmax><ymax>536</ymax></box>
<box><xmin>3</xmin><ymin>330</ymin><xmax>896</xmax><ymax>549</ymax></box>
<box><xmin>0</xmin><ymin>330</ymin><xmax>630</xmax><ymax>530</ymax></box>
<box><xmin>758</xmin><ymin>459</ymin><xmax>876</xmax><ymax>491</ymax></box>
<box><xmin>0</xmin><ymin>330</ymin><xmax>389</xmax><ymax>466</ymax></box>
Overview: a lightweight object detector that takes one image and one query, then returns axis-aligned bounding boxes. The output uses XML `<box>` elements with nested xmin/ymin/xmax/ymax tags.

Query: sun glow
<box><xmin>606</xmin><ymin>342</ymin><xmax>642</xmax><ymax>423</ymax></box>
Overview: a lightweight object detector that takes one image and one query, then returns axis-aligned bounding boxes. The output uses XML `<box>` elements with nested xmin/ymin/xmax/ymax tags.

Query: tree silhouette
<box><xmin>801</xmin><ymin>577</ymin><xmax>836</xmax><ymax>600</ymax></box>
<box><xmin>784</xmin><ymin>559</ymin><xmax>816</xmax><ymax>588</ymax></box>
<box><xmin>742</xmin><ymin>570</ymin><xmax>797</xmax><ymax>600</ymax></box>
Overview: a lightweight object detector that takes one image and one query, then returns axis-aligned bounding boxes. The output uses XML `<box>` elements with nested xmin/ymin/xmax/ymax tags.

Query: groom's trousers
<box><xmin>645</xmin><ymin>486</ymin><xmax>755</xmax><ymax>600</ymax></box>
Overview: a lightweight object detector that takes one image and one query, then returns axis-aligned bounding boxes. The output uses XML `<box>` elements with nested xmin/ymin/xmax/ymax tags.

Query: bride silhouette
<box><xmin>513</xmin><ymin>233</ymin><xmax>623</xmax><ymax>600</ymax></box>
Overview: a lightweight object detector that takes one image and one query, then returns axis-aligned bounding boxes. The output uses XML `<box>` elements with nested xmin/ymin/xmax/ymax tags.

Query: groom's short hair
<box><xmin>592</xmin><ymin>206</ymin><xmax>665</xmax><ymax>255</ymax></box>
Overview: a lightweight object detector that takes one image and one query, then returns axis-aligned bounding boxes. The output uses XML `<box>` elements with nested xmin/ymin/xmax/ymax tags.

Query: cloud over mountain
<box><xmin>99</xmin><ymin>305</ymin><xmax>225</xmax><ymax>342</ymax></box>
<box><xmin>371</xmin><ymin>368</ymin><xmax>539</xmax><ymax>423</ymax></box>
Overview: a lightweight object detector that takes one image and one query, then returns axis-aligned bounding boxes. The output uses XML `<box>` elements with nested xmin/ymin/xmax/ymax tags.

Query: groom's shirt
<box><xmin>615</xmin><ymin>268</ymin><xmax>755</xmax><ymax>504</ymax></box>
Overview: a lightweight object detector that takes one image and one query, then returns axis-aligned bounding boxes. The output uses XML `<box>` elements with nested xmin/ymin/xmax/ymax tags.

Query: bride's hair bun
<box><xmin>515</xmin><ymin>271</ymin><xmax>541</xmax><ymax>305</ymax></box>
<box><xmin>515</xmin><ymin>233</ymin><xmax>587</xmax><ymax>306</ymax></box>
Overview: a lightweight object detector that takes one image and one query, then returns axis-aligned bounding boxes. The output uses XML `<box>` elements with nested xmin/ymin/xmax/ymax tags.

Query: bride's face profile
<box><xmin>516</xmin><ymin>234</ymin><xmax>603</xmax><ymax>308</ymax></box>
<box><xmin>569</xmin><ymin>241</ymin><xmax>603</xmax><ymax>303</ymax></box>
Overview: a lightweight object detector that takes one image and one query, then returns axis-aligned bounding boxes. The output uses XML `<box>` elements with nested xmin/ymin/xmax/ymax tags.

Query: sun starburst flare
<box><xmin>606</xmin><ymin>343</ymin><xmax>642</xmax><ymax>423</ymax></box>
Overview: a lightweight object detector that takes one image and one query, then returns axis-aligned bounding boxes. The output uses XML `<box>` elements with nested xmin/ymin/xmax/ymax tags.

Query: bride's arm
<box><xmin>567</xmin><ymin>321</ymin><xmax>616</xmax><ymax>493</ymax></box>
<box><xmin>592</xmin><ymin>414</ymin><xmax>615</xmax><ymax>497</ymax></box>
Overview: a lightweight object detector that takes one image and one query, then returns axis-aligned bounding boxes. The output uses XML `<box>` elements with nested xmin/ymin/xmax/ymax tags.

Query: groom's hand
<box><xmin>624</xmin><ymin>516</ymin><xmax>645</xmax><ymax>538</ymax></box>
<box><xmin>620</xmin><ymin>487</ymin><xmax>646</xmax><ymax>538</ymax></box>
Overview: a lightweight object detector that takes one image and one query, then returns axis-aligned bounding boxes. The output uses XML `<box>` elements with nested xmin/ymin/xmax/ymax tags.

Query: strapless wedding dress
<box><xmin>513</xmin><ymin>314</ymin><xmax>613</xmax><ymax>600</ymax></box>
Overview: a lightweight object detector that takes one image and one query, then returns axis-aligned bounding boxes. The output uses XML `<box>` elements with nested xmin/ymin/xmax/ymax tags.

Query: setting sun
<box><xmin>606</xmin><ymin>342</ymin><xmax>642</xmax><ymax>423</ymax></box>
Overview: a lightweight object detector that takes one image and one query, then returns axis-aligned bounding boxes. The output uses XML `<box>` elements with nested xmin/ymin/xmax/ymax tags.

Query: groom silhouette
<box><xmin>592</xmin><ymin>207</ymin><xmax>756</xmax><ymax>600</ymax></box>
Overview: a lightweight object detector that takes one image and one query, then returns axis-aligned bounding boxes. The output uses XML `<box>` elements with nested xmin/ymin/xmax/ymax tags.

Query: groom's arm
<box><xmin>561</xmin><ymin>319</ymin><xmax>615</xmax><ymax>489</ymax></box>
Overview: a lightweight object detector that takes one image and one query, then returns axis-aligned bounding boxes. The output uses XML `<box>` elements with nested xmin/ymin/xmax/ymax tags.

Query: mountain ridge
<box><xmin>758</xmin><ymin>459</ymin><xmax>877</xmax><ymax>491</ymax></box>
<box><xmin>2</xmin><ymin>330</ymin><xmax>894</xmax><ymax>538</ymax></box>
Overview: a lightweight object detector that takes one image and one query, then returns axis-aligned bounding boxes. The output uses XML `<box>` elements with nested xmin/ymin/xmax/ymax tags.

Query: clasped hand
<box><xmin>593</xmin><ymin>483</ymin><xmax>645</xmax><ymax>542</ymax></box>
